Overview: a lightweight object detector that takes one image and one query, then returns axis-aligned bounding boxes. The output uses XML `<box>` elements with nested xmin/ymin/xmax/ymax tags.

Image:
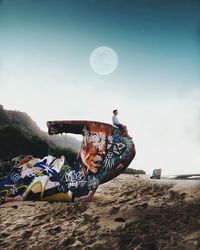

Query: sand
<box><xmin>0</xmin><ymin>174</ymin><xmax>200</xmax><ymax>250</ymax></box>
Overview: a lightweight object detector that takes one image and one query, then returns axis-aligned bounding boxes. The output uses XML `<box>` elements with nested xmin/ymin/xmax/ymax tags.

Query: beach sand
<box><xmin>0</xmin><ymin>174</ymin><xmax>200</xmax><ymax>250</ymax></box>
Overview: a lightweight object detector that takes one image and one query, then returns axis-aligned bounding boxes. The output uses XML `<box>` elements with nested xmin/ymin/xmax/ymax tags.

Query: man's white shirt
<box><xmin>112</xmin><ymin>115</ymin><xmax>119</xmax><ymax>125</ymax></box>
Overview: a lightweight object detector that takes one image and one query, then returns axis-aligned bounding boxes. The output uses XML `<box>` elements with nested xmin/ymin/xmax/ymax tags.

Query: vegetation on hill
<box><xmin>124</xmin><ymin>167</ymin><xmax>146</xmax><ymax>175</ymax></box>
<box><xmin>0</xmin><ymin>105</ymin><xmax>77</xmax><ymax>164</ymax></box>
<box><xmin>0</xmin><ymin>104</ymin><xmax>80</xmax><ymax>152</ymax></box>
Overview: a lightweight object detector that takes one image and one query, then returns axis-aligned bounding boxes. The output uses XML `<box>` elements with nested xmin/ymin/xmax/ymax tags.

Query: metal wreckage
<box><xmin>0</xmin><ymin>121</ymin><xmax>136</xmax><ymax>203</ymax></box>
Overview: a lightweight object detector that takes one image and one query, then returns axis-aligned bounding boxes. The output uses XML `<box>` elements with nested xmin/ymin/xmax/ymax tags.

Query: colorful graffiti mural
<box><xmin>0</xmin><ymin>121</ymin><xmax>136</xmax><ymax>203</ymax></box>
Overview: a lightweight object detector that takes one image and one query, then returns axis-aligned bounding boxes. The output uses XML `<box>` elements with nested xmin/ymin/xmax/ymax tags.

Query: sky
<box><xmin>0</xmin><ymin>0</ymin><xmax>200</xmax><ymax>175</ymax></box>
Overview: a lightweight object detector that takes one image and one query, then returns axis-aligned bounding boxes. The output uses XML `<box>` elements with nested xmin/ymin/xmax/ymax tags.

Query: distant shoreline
<box><xmin>162</xmin><ymin>174</ymin><xmax>200</xmax><ymax>180</ymax></box>
<box><xmin>124</xmin><ymin>173</ymin><xmax>200</xmax><ymax>180</ymax></box>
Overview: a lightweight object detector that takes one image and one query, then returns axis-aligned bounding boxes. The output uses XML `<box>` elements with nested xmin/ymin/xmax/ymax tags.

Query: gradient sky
<box><xmin>0</xmin><ymin>0</ymin><xmax>200</xmax><ymax>175</ymax></box>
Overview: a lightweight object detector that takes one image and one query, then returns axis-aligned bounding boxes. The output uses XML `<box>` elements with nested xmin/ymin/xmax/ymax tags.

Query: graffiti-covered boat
<box><xmin>0</xmin><ymin>120</ymin><xmax>136</xmax><ymax>203</ymax></box>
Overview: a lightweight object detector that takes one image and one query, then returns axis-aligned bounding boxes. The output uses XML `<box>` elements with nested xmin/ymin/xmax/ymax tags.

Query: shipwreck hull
<box><xmin>0</xmin><ymin>120</ymin><xmax>135</xmax><ymax>203</ymax></box>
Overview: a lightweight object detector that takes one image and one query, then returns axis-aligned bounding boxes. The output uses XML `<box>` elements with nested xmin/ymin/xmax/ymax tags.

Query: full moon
<box><xmin>90</xmin><ymin>46</ymin><xmax>118</xmax><ymax>75</ymax></box>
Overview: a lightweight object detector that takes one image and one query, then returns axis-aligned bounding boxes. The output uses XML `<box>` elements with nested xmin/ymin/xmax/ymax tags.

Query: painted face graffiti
<box><xmin>81</xmin><ymin>123</ymin><xmax>110</xmax><ymax>174</ymax></box>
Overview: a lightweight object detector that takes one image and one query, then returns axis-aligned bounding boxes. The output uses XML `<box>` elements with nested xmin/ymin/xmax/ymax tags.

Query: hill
<box><xmin>0</xmin><ymin>104</ymin><xmax>80</xmax><ymax>151</ymax></box>
<box><xmin>0</xmin><ymin>104</ymin><xmax>79</xmax><ymax>162</ymax></box>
